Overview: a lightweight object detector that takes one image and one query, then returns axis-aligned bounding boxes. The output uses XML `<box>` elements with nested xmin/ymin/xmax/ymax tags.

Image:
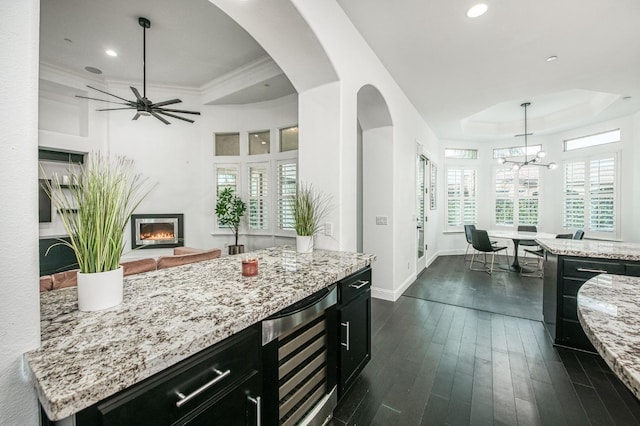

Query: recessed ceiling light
<box><xmin>105</xmin><ymin>49</ymin><xmax>118</xmax><ymax>57</ymax></box>
<box><xmin>623</xmin><ymin>96</ymin><xmax>632</xmax><ymax>100</ymax></box>
<box><xmin>467</xmin><ymin>3</ymin><xmax>488</xmax><ymax>18</ymax></box>
<box><xmin>546</xmin><ymin>55</ymin><xmax>558</xmax><ymax>62</ymax></box>
<box><xmin>64</xmin><ymin>38</ymin><xmax>73</xmax><ymax>43</ymax></box>
<box><xmin>84</xmin><ymin>66</ymin><xmax>103</xmax><ymax>74</ymax></box>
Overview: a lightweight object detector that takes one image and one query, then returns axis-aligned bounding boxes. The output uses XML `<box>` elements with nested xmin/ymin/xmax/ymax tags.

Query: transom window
<box><xmin>564</xmin><ymin>129</ymin><xmax>620</xmax><ymax>152</ymax></box>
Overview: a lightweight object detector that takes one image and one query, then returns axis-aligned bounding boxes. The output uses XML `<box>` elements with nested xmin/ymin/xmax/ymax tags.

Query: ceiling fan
<box><xmin>76</xmin><ymin>17</ymin><xmax>200</xmax><ymax>125</ymax></box>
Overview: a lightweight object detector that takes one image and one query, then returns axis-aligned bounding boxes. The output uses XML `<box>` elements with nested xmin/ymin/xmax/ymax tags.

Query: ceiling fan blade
<box><xmin>150</xmin><ymin>111</ymin><xmax>170</xmax><ymax>125</ymax></box>
<box><xmin>96</xmin><ymin>107</ymin><xmax>136</xmax><ymax>111</ymax></box>
<box><xmin>151</xmin><ymin>98</ymin><xmax>182</xmax><ymax>108</ymax></box>
<box><xmin>130</xmin><ymin>87</ymin><xmax>143</xmax><ymax>101</ymax></box>
<box><xmin>158</xmin><ymin>108</ymin><xmax>201</xmax><ymax>115</ymax></box>
<box><xmin>155</xmin><ymin>110</ymin><xmax>195</xmax><ymax>123</ymax></box>
<box><xmin>75</xmin><ymin>95</ymin><xmax>133</xmax><ymax>106</ymax></box>
<box><xmin>86</xmin><ymin>85</ymin><xmax>132</xmax><ymax>103</ymax></box>
<box><xmin>132</xmin><ymin>113</ymin><xmax>141</xmax><ymax>121</ymax></box>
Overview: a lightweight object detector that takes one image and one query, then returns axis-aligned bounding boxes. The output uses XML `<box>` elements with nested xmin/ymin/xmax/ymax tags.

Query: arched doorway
<box><xmin>357</xmin><ymin>84</ymin><xmax>393</xmax><ymax>296</ymax></box>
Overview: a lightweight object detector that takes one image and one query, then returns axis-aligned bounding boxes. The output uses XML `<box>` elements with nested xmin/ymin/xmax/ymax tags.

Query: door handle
<box><xmin>248</xmin><ymin>395</ymin><xmax>261</xmax><ymax>426</ymax></box>
<box><xmin>175</xmin><ymin>368</ymin><xmax>231</xmax><ymax>407</ymax></box>
<box><xmin>348</xmin><ymin>280</ymin><xmax>369</xmax><ymax>289</ymax></box>
<box><xmin>341</xmin><ymin>321</ymin><xmax>350</xmax><ymax>351</ymax></box>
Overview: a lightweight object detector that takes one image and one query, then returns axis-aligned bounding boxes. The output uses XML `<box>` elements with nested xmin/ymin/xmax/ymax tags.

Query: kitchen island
<box><xmin>25</xmin><ymin>246</ymin><xmax>375</xmax><ymax>422</ymax></box>
<box><xmin>578</xmin><ymin>274</ymin><xmax>640</xmax><ymax>400</ymax></box>
<box><xmin>536</xmin><ymin>238</ymin><xmax>640</xmax><ymax>351</ymax></box>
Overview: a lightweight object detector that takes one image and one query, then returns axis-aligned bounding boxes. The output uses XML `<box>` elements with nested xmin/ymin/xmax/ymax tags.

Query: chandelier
<box><xmin>497</xmin><ymin>102</ymin><xmax>557</xmax><ymax>171</ymax></box>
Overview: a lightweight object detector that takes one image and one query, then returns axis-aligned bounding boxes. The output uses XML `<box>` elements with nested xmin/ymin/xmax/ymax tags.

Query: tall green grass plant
<box><xmin>293</xmin><ymin>183</ymin><xmax>331</xmax><ymax>236</ymax></box>
<box><xmin>43</xmin><ymin>152</ymin><xmax>152</xmax><ymax>273</ymax></box>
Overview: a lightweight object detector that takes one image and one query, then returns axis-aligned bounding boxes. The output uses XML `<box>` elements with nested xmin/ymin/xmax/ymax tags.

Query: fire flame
<box><xmin>140</xmin><ymin>231</ymin><xmax>175</xmax><ymax>241</ymax></box>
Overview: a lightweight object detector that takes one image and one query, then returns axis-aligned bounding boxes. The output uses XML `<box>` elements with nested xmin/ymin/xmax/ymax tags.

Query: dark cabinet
<box><xmin>543</xmin><ymin>254</ymin><xmax>640</xmax><ymax>352</ymax></box>
<box><xmin>74</xmin><ymin>325</ymin><xmax>262</xmax><ymax>426</ymax></box>
<box><xmin>336</xmin><ymin>267</ymin><xmax>371</xmax><ymax>399</ymax></box>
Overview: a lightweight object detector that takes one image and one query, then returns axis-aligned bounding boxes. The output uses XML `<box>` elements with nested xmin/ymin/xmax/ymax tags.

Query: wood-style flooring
<box><xmin>332</xmin><ymin>256</ymin><xmax>640</xmax><ymax>425</ymax></box>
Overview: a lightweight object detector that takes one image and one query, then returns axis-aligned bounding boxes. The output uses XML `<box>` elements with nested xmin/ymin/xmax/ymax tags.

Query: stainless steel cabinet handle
<box><xmin>341</xmin><ymin>321</ymin><xmax>350</xmax><ymax>351</ymax></box>
<box><xmin>349</xmin><ymin>280</ymin><xmax>369</xmax><ymax>289</ymax></box>
<box><xmin>248</xmin><ymin>396</ymin><xmax>261</xmax><ymax>426</ymax></box>
<box><xmin>175</xmin><ymin>368</ymin><xmax>231</xmax><ymax>408</ymax></box>
<box><xmin>576</xmin><ymin>268</ymin><xmax>608</xmax><ymax>274</ymax></box>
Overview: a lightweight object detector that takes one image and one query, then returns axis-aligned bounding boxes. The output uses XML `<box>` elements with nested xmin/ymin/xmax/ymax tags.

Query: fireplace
<box><xmin>131</xmin><ymin>214</ymin><xmax>184</xmax><ymax>249</ymax></box>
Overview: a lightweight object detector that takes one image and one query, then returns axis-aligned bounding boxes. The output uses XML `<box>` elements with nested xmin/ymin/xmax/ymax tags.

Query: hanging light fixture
<box><xmin>497</xmin><ymin>102</ymin><xmax>557</xmax><ymax>171</ymax></box>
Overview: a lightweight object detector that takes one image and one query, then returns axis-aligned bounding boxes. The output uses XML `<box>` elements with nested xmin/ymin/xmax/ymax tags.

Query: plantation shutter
<box><xmin>277</xmin><ymin>161</ymin><xmax>297</xmax><ymax>231</ymax></box>
<box><xmin>446</xmin><ymin>168</ymin><xmax>476</xmax><ymax>227</ymax></box>
<box><xmin>517</xmin><ymin>166</ymin><xmax>539</xmax><ymax>226</ymax></box>
<box><xmin>495</xmin><ymin>168</ymin><xmax>515</xmax><ymax>226</ymax></box>
<box><xmin>248</xmin><ymin>164</ymin><xmax>269</xmax><ymax>230</ymax></box>
<box><xmin>589</xmin><ymin>157</ymin><xmax>615</xmax><ymax>232</ymax></box>
<box><xmin>215</xmin><ymin>166</ymin><xmax>238</xmax><ymax>228</ymax></box>
<box><xmin>563</xmin><ymin>161</ymin><xmax>585</xmax><ymax>229</ymax></box>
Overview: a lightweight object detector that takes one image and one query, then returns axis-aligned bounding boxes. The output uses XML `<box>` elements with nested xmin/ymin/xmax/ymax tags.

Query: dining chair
<box><xmin>470</xmin><ymin>229</ymin><xmax>510</xmax><ymax>274</ymax></box>
<box><xmin>521</xmin><ymin>233</ymin><xmax>572</xmax><ymax>277</ymax></box>
<box><xmin>518</xmin><ymin>225</ymin><xmax>539</xmax><ymax>265</ymax></box>
<box><xmin>464</xmin><ymin>224</ymin><xmax>497</xmax><ymax>261</ymax></box>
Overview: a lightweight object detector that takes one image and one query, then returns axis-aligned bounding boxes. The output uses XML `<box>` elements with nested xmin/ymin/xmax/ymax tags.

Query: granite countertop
<box><xmin>25</xmin><ymin>246</ymin><xmax>375</xmax><ymax>421</ymax></box>
<box><xmin>577</xmin><ymin>274</ymin><xmax>640</xmax><ymax>400</ymax></box>
<box><xmin>536</xmin><ymin>238</ymin><xmax>640</xmax><ymax>261</ymax></box>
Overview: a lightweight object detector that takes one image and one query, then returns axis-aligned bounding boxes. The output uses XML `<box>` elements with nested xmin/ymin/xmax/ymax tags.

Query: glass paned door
<box><xmin>417</xmin><ymin>155</ymin><xmax>429</xmax><ymax>270</ymax></box>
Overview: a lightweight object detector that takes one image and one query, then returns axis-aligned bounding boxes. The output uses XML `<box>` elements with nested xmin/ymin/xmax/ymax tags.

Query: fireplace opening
<box><xmin>131</xmin><ymin>214</ymin><xmax>184</xmax><ymax>249</ymax></box>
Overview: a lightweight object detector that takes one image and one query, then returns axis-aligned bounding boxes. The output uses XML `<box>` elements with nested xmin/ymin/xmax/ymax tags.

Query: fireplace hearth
<box><xmin>131</xmin><ymin>214</ymin><xmax>184</xmax><ymax>249</ymax></box>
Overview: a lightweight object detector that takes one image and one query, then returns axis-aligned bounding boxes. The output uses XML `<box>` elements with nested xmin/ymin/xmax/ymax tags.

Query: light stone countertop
<box><xmin>577</xmin><ymin>274</ymin><xmax>640</xmax><ymax>400</ymax></box>
<box><xmin>25</xmin><ymin>246</ymin><xmax>375</xmax><ymax>421</ymax></box>
<box><xmin>536</xmin><ymin>238</ymin><xmax>640</xmax><ymax>261</ymax></box>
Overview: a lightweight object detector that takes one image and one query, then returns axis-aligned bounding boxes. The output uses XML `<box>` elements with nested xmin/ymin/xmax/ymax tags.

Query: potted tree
<box><xmin>215</xmin><ymin>187</ymin><xmax>247</xmax><ymax>255</ymax></box>
<box><xmin>293</xmin><ymin>183</ymin><xmax>331</xmax><ymax>253</ymax></box>
<box><xmin>43</xmin><ymin>152</ymin><xmax>152</xmax><ymax>312</ymax></box>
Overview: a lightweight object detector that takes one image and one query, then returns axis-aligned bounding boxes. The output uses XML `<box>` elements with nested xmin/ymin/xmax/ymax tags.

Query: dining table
<box><xmin>488</xmin><ymin>229</ymin><xmax>557</xmax><ymax>272</ymax></box>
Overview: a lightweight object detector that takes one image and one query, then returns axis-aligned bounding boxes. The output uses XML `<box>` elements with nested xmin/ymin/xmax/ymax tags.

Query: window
<box><xmin>445</xmin><ymin>148</ymin><xmax>478</xmax><ymax>159</ymax></box>
<box><xmin>564</xmin><ymin>129</ymin><xmax>620</xmax><ymax>152</ymax></box>
<box><xmin>446</xmin><ymin>168</ymin><xmax>477</xmax><ymax>227</ymax></box>
<box><xmin>214</xmin><ymin>133</ymin><xmax>240</xmax><ymax>156</ymax></box>
<box><xmin>248</xmin><ymin>164</ymin><xmax>269</xmax><ymax>230</ymax></box>
<box><xmin>215</xmin><ymin>166</ymin><xmax>239</xmax><ymax>227</ymax></box>
<box><xmin>494</xmin><ymin>167</ymin><xmax>540</xmax><ymax>226</ymax></box>
<box><xmin>277</xmin><ymin>161</ymin><xmax>297</xmax><ymax>231</ymax></box>
<box><xmin>280</xmin><ymin>126</ymin><xmax>299</xmax><ymax>152</ymax></box>
<box><xmin>493</xmin><ymin>144</ymin><xmax>542</xmax><ymax>159</ymax></box>
<box><xmin>249</xmin><ymin>130</ymin><xmax>270</xmax><ymax>155</ymax></box>
<box><xmin>563</xmin><ymin>156</ymin><xmax>616</xmax><ymax>233</ymax></box>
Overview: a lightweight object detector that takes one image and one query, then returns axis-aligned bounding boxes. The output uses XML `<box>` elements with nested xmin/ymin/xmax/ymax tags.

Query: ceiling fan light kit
<box><xmin>497</xmin><ymin>102</ymin><xmax>557</xmax><ymax>171</ymax></box>
<box><xmin>76</xmin><ymin>17</ymin><xmax>200</xmax><ymax>125</ymax></box>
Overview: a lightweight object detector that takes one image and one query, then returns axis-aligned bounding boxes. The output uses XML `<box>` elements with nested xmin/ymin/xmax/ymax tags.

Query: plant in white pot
<box><xmin>215</xmin><ymin>187</ymin><xmax>247</xmax><ymax>255</ymax></box>
<box><xmin>43</xmin><ymin>152</ymin><xmax>151</xmax><ymax>311</ymax></box>
<box><xmin>293</xmin><ymin>183</ymin><xmax>331</xmax><ymax>253</ymax></box>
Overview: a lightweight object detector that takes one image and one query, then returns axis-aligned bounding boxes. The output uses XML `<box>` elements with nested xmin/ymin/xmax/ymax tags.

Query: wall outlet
<box><xmin>324</xmin><ymin>222</ymin><xmax>333</xmax><ymax>236</ymax></box>
<box><xmin>375</xmin><ymin>216</ymin><xmax>388</xmax><ymax>225</ymax></box>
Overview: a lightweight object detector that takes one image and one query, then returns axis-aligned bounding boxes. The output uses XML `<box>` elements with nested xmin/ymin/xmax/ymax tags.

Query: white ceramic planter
<box><xmin>296</xmin><ymin>235</ymin><xmax>314</xmax><ymax>253</ymax></box>
<box><xmin>77</xmin><ymin>266</ymin><xmax>124</xmax><ymax>312</ymax></box>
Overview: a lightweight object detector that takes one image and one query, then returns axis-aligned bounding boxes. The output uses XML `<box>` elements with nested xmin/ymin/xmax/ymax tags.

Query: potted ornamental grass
<box><xmin>215</xmin><ymin>187</ymin><xmax>247</xmax><ymax>255</ymax></box>
<box><xmin>293</xmin><ymin>183</ymin><xmax>331</xmax><ymax>253</ymax></box>
<box><xmin>43</xmin><ymin>152</ymin><xmax>152</xmax><ymax>311</ymax></box>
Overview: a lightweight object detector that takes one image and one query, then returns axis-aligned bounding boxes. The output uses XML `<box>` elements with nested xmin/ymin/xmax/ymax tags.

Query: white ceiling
<box><xmin>41</xmin><ymin>0</ymin><xmax>640</xmax><ymax>140</ymax></box>
<box><xmin>336</xmin><ymin>0</ymin><xmax>640</xmax><ymax>140</ymax></box>
<box><xmin>39</xmin><ymin>0</ymin><xmax>296</xmax><ymax>104</ymax></box>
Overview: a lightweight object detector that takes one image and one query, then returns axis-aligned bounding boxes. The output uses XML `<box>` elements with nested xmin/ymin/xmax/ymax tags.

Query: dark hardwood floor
<box><xmin>333</xmin><ymin>256</ymin><xmax>640</xmax><ymax>426</ymax></box>
<box><xmin>403</xmin><ymin>255</ymin><xmax>542</xmax><ymax>321</ymax></box>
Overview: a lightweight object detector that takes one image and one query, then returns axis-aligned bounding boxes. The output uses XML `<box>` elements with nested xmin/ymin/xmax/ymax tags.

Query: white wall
<box><xmin>0</xmin><ymin>0</ymin><xmax>42</xmax><ymax>424</ymax></box>
<box><xmin>439</xmin><ymin>113</ymin><xmax>640</xmax><ymax>256</ymax></box>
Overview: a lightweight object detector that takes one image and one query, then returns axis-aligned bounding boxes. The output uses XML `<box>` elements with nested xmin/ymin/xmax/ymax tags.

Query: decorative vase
<box><xmin>296</xmin><ymin>235</ymin><xmax>314</xmax><ymax>253</ymax></box>
<box><xmin>77</xmin><ymin>266</ymin><xmax>124</xmax><ymax>312</ymax></box>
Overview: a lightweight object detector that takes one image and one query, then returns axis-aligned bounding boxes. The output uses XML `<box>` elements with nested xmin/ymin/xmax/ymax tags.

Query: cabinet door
<box><xmin>178</xmin><ymin>372</ymin><xmax>261</xmax><ymax>426</ymax></box>
<box><xmin>338</xmin><ymin>290</ymin><xmax>371</xmax><ymax>398</ymax></box>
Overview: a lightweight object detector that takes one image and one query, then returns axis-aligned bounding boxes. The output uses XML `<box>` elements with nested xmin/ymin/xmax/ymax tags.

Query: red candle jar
<box><xmin>242</xmin><ymin>258</ymin><xmax>258</xmax><ymax>277</ymax></box>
